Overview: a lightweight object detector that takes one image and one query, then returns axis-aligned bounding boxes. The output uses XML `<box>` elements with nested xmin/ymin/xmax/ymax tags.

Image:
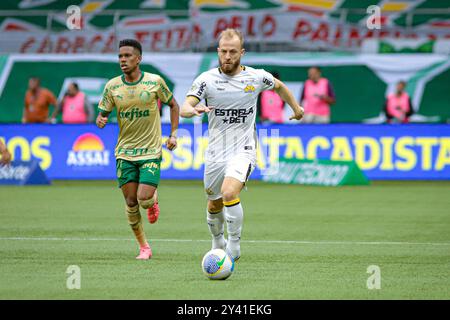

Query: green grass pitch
<box><xmin>0</xmin><ymin>180</ymin><xmax>449</xmax><ymax>299</ymax></box>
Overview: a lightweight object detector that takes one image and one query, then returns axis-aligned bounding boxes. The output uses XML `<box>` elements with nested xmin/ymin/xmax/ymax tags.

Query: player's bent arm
<box><xmin>273</xmin><ymin>78</ymin><xmax>304</xmax><ymax>120</ymax></box>
<box><xmin>167</xmin><ymin>97</ymin><xmax>180</xmax><ymax>137</ymax></box>
<box><xmin>180</xmin><ymin>96</ymin><xmax>201</xmax><ymax>118</ymax></box>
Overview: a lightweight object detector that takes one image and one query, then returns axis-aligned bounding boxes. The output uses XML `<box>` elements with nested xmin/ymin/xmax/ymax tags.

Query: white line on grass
<box><xmin>0</xmin><ymin>237</ymin><xmax>449</xmax><ymax>246</ymax></box>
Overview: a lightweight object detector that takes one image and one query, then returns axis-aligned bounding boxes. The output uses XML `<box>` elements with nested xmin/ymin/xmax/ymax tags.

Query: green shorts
<box><xmin>116</xmin><ymin>158</ymin><xmax>161</xmax><ymax>188</ymax></box>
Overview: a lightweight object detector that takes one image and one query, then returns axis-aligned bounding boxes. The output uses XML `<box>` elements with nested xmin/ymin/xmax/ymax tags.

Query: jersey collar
<box><xmin>121</xmin><ymin>72</ymin><xmax>144</xmax><ymax>86</ymax></box>
<box><xmin>218</xmin><ymin>65</ymin><xmax>246</xmax><ymax>75</ymax></box>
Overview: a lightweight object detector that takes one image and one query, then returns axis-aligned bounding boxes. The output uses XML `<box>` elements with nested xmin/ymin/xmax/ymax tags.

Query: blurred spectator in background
<box><xmin>0</xmin><ymin>140</ymin><xmax>11</xmax><ymax>165</ymax></box>
<box><xmin>57</xmin><ymin>82</ymin><xmax>94</xmax><ymax>123</ymax></box>
<box><xmin>258</xmin><ymin>71</ymin><xmax>285</xmax><ymax>124</ymax></box>
<box><xmin>300</xmin><ymin>66</ymin><xmax>335</xmax><ymax>124</ymax></box>
<box><xmin>23</xmin><ymin>77</ymin><xmax>58</xmax><ymax>123</ymax></box>
<box><xmin>384</xmin><ymin>80</ymin><xmax>413</xmax><ymax>124</ymax></box>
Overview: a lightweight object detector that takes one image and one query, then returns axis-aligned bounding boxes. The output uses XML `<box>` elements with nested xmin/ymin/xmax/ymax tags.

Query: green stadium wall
<box><xmin>0</xmin><ymin>53</ymin><xmax>449</xmax><ymax>123</ymax></box>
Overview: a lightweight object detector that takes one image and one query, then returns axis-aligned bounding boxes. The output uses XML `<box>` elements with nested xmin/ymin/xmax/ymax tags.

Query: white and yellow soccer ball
<box><xmin>201</xmin><ymin>249</ymin><xmax>235</xmax><ymax>280</ymax></box>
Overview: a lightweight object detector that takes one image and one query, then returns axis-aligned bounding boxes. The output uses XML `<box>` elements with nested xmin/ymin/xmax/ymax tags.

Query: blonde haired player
<box><xmin>96</xmin><ymin>39</ymin><xmax>180</xmax><ymax>260</ymax></box>
<box><xmin>181</xmin><ymin>29</ymin><xmax>304</xmax><ymax>261</ymax></box>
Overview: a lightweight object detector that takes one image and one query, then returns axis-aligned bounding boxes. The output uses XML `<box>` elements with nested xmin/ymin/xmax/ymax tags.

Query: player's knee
<box><xmin>137</xmin><ymin>188</ymin><xmax>155</xmax><ymax>200</ymax></box>
<box><xmin>138</xmin><ymin>196</ymin><xmax>155</xmax><ymax>209</ymax></box>
<box><xmin>125</xmin><ymin>198</ymin><xmax>138</xmax><ymax>208</ymax></box>
<box><xmin>221</xmin><ymin>189</ymin><xmax>239</xmax><ymax>203</ymax></box>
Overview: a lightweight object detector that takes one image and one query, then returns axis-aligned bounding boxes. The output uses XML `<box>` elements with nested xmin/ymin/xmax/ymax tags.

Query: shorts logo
<box><xmin>205</xmin><ymin>188</ymin><xmax>214</xmax><ymax>195</ymax></box>
<box><xmin>142</xmin><ymin>162</ymin><xmax>158</xmax><ymax>175</ymax></box>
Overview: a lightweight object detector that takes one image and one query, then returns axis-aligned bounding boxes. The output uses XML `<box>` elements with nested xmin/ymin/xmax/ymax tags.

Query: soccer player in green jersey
<box><xmin>96</xmin><ymin>39</ymin><xmax>180</xmax><ymax>260</ymax></box>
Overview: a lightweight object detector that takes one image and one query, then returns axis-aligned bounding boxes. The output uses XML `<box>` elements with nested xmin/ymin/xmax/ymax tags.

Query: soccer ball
<box><xmin>201</xmin><ymin>249</ymin><xmax>235</xmax><ymax>280</ymax></box>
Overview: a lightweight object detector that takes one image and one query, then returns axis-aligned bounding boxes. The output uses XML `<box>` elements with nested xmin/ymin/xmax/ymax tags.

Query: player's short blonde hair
<box><xmin>218</xmin><ymin>28</ymin><xmax>244</xmax><ymax>49</ymax></box>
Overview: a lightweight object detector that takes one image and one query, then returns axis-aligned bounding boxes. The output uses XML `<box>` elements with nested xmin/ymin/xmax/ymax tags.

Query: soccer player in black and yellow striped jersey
<box><xmin>96</xmin><ymin>39</ymin><xmax>180</xmax><ymax>260</ymax></box>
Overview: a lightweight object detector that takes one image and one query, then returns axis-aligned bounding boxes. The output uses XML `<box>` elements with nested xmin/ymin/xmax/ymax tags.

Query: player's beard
<box><xmin>219</xmin><ymin>58</ymin><xmax>240</xmax><ymax>75</ymax></box>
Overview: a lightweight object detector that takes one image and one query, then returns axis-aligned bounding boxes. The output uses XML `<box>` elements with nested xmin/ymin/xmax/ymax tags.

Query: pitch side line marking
<box><xmin>0</xmin><ymin>237</ymin><xmax>449</xmax><ymax>246</ymax></box>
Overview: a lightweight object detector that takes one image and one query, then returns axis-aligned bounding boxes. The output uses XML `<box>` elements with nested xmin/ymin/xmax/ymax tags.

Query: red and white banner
<box><xmin>1</xmin><ymin>11</ymin><xmax>449</xmax><ymax>53</ymax></box>
<box><xmin>196</xmin><ymin>11</ymin><xmax>450</xmax><ymax>50</ymax></box>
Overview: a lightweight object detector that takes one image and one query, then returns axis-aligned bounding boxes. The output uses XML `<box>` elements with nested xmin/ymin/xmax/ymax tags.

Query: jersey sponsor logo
<box><xmin>67</xmin><ymin>133</ymin><xmax>110</xmax><ymax>167</ymax></box>
<box><xmin>196</xmin><ymin>81</ymin><xmax>206</xmax><ymax>97</ymax></box>
<box><xmin>117</xmin><ymin>147</ymin><xmax>158</xmax><ymax>156</ymax></box>
<box><xmin>244</xmin><ymin>84</ymin><xmax>256</xmax><ymax>93</ymax></box>
<box><xmin>100</xmin><ymin>88</ymin><xmax>110</xmax><ymax>107</ymax></box>
<box><xmin>263</xmin><ymin>77</ymin><xmax>274</xmax><ymax>87</ymax></box>
<box><xmin>110</xmin><ymin>84</ymin><xmax>124</xmax><ymax>90</ymax></box>
<box><xmin>215</xmin><ymin>107</ymin><xmax>254</xmax><ymax>124</ymax></box>
<box><xmin>141</xmin><ymin>80</ymin><xmax>158</xmax><ymax>86</ymax></box>
<box><xmin>119</xmin><ymin>107</ymin><xmax>150</xmax><ymax>121</ymax></box>
<box><xmin>215</xmin><ymin>80</ymin><xmax>228</xmax><ymax>84</ymax></box>
<box><xmin>114</xmin><ymin>93</ymin><xmax>124</xmax><ymax>100</ymax></box>
<box><xmin>241</xmin><ymin>79</ymin><xmax>256</xmax><ymax>84</ymax></box>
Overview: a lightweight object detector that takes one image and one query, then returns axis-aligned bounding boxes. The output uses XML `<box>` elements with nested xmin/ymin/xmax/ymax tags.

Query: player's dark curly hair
<box><xmin>119</xmin><ymin>39</ymin><xmax>142</xmax><ymax>55</ymax></box>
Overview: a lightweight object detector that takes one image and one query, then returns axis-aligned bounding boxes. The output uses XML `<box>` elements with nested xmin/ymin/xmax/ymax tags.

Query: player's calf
<box><xmin>223</xmin><ymin>198</ymin><xmax>243</xmax><ymax>261</ymax></box>
<box><xmin>207</xmin><ymin>208</ymin><xmax>226</xmax><ymax>250</ymax></box>
<box><xmin>126</xmin><ymin>204</ymin><xmax>151</xmax><ymax>257</ymax></box>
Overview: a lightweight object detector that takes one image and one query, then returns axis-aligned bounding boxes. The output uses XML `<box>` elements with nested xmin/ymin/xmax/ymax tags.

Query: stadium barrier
<box><xmin>0</xmin><ymin>123</ymin><xmax>449</xmax><ymax>180</ymax></box>
<box><xmin>0</xmin><ymin>160</ymin><xmax>51</xmax><ymax>185</ymax></box>
<box><xmin>262</xmin><ymin>158</ymin><xmax>370</xmax><ymax>186</ymax></box>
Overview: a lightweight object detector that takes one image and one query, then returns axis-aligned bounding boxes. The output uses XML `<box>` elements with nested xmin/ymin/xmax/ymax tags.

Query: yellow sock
<box><xmin>126</xmin><ymin>204</ymin><xmax>148</xmax><ymax>248</ymax></box>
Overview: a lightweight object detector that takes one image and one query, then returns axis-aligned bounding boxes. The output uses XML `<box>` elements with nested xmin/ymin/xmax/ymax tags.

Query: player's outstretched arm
<box><xmin>96</xmin><ymin>110</ymin><xmax>110</xmax><ymax>129</ymax></box>
<box><xmin>273</xmin><ymin>78</ymin><xmax>304</xmax><ymax>121</ymax></box>
<box><xmin>180</xmin><ymin>96</ymin><xmax>213</xmax><ymax>118</ymax></box>
<box><xmin>165</xmin><ymin>98</ymin><xmax>180</xmax><ymax>151</ymax></box>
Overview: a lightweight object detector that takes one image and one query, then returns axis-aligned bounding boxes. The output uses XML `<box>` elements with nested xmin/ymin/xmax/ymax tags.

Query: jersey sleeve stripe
<box><xmin>97</xmin><ymin>107</ymin><xmax>111</xmax><ymax>116</ymax></box>
<box><xmin>164</xmin><ymin>94</ymin><xmax>173</xmax><ymax>104</ymax></box>
<box><xmin>187</xmin><ymin>94</ymin><xmax>201</xmax><ymax>102</ymax></box>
